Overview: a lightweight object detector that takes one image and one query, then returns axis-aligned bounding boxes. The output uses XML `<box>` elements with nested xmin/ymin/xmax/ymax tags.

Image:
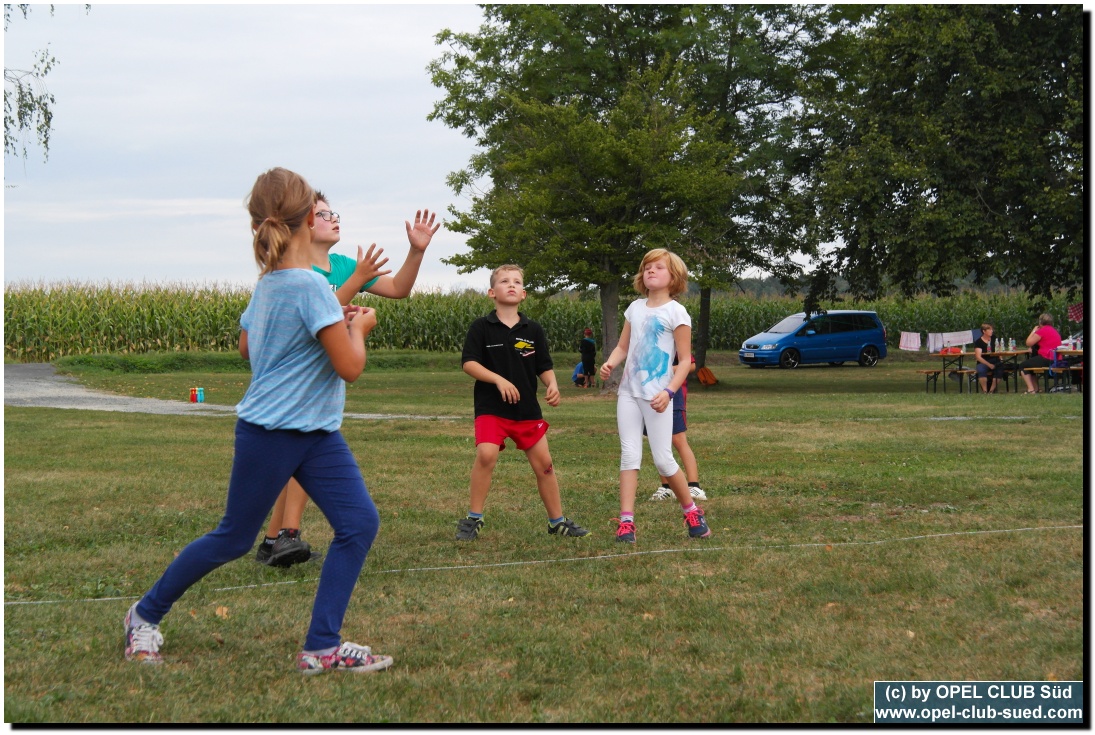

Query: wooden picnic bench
<box><xmin>916</xmin><ymin>369</ymin><xmax>942</xmax><ymax>393</ymax></box>
<box><xmin>1020</xmin><ymin>366</ymin><xmax>1079</xmax><ymax>393</ymax></box>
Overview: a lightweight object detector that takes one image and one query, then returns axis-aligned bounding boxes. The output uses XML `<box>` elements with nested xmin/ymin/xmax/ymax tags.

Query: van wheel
<box><xmin>858</xmin><ymin>346</ymin><xmax>881</xmax><ymax>367</ymax></box>
<box><xmin>828</xmin><ymin>362</ymin><xmax>845</xmax><ymax>366</ymax></box>
<box><xmin>779</xmin><ymin>349</ymin><xmax>801</xmax><ymax>369</ymax></box>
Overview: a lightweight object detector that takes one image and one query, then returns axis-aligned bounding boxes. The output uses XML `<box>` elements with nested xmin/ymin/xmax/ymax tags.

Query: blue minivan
<box><xmin>738</xmin><ymin>310</ymin><xmax>888</xmax><ymax>369</ymax></box>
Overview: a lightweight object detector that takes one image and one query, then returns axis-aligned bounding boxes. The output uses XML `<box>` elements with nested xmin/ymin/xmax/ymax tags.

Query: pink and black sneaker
<box><xmin>684</xmin><ymin>506</ymin><xmax>712</xmax><ymax>538</ymax></box>
<box><xmin>614</xmin><ymin>518</ymin><xmax>636</xmax><ymax>544</ymax></box>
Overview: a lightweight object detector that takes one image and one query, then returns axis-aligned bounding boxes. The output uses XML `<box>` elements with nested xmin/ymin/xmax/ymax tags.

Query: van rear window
<box><xmin>829</xmin><ymin>314</ymin><xmax>879</xmax><ymax>332</ymax></box>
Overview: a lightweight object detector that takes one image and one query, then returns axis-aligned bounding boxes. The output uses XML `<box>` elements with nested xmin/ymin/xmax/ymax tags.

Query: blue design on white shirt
<box><xmin>619</xmin><ymin>299</ymin><xmax>691</xmax><ymax>401</ymax></box>
<box><xmin>632</xmin><ymin>316</ymin><xmax>671</xmax><ymax>387</ymax></box>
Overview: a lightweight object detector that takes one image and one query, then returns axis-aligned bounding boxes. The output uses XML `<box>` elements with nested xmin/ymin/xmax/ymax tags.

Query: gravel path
<box><xmin>3</xmin><ymin>363</ymin><xmax>459</xmax><ymax>421</ymax></box>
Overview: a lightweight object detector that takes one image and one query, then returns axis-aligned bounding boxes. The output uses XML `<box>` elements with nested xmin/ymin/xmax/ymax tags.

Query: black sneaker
<box><xmin>268</xmin><ymin>529</ymin><xmax>312</xmax><ymax>567</ymax></box>
<box><xmin>548</xmin><ymin>518</ymin><xmax>590</xmax><ymax>537</ymax></box>
<box><xmin>455</xmin><ymin>516</ymin><xmax>484</xmax><ymax>541</ymax></box>
<box><xmin>255</xmin><ymin>541</ymin><xmax>274</xmax><ymax>565</ymax></box>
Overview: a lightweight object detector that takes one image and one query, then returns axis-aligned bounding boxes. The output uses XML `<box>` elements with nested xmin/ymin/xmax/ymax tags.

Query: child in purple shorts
<box><xmin>649</xmin><ymin>354</ymin><xmax>707</xmax><ymax>501</ymax></box>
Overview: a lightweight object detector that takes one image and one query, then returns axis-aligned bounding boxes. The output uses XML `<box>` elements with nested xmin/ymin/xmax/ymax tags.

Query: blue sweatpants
<box><xmin>136</xmin><ymin>419</ymin><xmax>380</xmax><ymax>651</ymax></box>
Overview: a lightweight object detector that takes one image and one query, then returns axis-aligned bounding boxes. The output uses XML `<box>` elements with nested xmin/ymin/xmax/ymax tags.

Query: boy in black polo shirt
<box><xmin>455</xmin><ymin>265</ymin><xmax>590</xmax><ymax>541</ymax></box>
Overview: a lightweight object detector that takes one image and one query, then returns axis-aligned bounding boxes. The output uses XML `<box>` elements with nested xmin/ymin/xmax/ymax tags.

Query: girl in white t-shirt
<box><xmin>599</xmin><ymin>249</ymin><xmax>712</xmax><ymax>543</ymax></box>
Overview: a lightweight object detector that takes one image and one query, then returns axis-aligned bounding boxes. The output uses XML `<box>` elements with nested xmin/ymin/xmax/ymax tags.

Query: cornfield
<box><xmin>4</xmin><ymin>281</ymin><xmax>250</xmax><ymax>362</ymax></box>
<box><xmin>4</xmin><ymin>280</ymin><xmax>1079</xmax><ymax>363</ymax></box>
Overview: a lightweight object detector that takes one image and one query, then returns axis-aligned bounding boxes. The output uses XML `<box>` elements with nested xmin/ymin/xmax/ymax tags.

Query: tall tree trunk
<box><xmin>598</xmin><ymin>279</ymin><xmax>621</xmax><ymax>393</ymax></box>
<box><xmin>694</xmin><ymin>286</ymin><xmax>712</xmax><ymax>378</ymax></box>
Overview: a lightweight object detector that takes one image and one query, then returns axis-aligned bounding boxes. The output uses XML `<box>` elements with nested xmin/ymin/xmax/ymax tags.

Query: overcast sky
<box><xmin>3</xmin><ymin>3</ymin><xmax>493</xmax><ymax>291</ymax></box>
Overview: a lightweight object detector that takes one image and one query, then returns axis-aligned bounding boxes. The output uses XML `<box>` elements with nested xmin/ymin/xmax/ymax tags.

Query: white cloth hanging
<box><xmin>927</xmin><ymin>333</ymin><xmax>944</xmax><ymax>353</ymax></box>
<box><xmin>942</xmin><ymin>330</ymin><xmax>974</xmax><ymax>347</ymax></box>
<box><xmin>899</xmin><ymin>331</ymin><xmax>922</xmax><ymax>351</ymax></box>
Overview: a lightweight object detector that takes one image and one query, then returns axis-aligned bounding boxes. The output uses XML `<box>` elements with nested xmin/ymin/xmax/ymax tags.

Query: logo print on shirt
<box><xmin>633</xmin><ymin>317</ymin><xmax>670</xmax><ymax>385</ymax></box>
<box><xmin>514</xmin><ymin>339</ymin><xmax>536</xmax><ymax>357</ymax></box>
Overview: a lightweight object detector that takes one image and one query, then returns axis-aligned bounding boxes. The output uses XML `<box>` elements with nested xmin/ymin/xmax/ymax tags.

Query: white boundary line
<box><xmin>5</xmin><ymin>524</ymin><xmax>1082</xmax><ymax>607</ymax></box>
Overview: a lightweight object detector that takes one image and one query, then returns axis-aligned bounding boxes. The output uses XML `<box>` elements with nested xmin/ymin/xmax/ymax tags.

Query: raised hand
<box><xmin>355</xmin><ymin>243</ymin><xmax>392</xmax><ymax>283</ymax></box>
<box><xmin>405</xmin><ymin>208</ymin><xmax>441</xmax><ymax>253</ymax></box>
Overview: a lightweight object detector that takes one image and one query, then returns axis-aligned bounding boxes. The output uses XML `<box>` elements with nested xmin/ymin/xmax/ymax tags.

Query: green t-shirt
<box><xmin>312</xmin><ymin>253</ymin><xmax>380</xmax><ymax>293</ymax></box>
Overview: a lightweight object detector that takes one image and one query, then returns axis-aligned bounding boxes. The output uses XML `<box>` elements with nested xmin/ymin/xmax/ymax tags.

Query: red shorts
<box><xmin>475</xmin><ymin>415</ymin><xmax>549</xmax><ymax>452</ymax></box>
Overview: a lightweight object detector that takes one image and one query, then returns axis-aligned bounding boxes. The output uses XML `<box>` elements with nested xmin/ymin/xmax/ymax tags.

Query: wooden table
<box><xmin>929</xmin><ymin>352</ymin><xmax>971</xmax><ymax>393</ymax></box>
<box><xmin>928</xmin><ymin>348</ymin><xmax>1083</xmax><ymax>393</ymax></box>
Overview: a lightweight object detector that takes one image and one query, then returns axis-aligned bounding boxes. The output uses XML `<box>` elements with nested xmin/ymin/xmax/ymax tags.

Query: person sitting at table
<box><xmin>1018</xmin><ymin>312</ymin><xmax>1063</xmax><ymax>394</ymax></box>
<box><xmin>973</xmin><ymin>323</ymin><xmax>1004</xmax><ymax>393</ymax></box>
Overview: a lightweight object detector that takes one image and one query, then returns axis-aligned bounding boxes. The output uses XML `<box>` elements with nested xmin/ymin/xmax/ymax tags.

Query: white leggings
<box><xmin>617</xmin><ymin>392</ymin><xmax>680</xmax><ymax>477</ymax></box>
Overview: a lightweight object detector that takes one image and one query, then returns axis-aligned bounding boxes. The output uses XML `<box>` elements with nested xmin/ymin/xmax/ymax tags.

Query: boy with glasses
<box><xmin>255</xmin><ymin>192</ymin><xmax>441</xmax><ymax>567</ymax></box>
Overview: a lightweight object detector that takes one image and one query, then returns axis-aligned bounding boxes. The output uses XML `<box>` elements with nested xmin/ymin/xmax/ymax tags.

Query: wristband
<box><xmin>664</xmin><ymin>388</ymin><xmax>675</xmax><ymax>399</ymax></box>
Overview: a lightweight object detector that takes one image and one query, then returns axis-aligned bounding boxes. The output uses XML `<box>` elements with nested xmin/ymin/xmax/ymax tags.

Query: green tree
<box><xmin>807</xmin><ymin>5</ymin><xmax>1083</xmax><ymax>303</ymax></box>
<box><xmin>429</xmin><ymin>5</ymin><xmax>859</xmax><ymax>371</ymax></box>
<box><xmin>671</xmin><ymin>4</ymin><xmax>869</xmax><ymax>366</ymax></box>
<box><xmin>437</xmin><ymin>58</ymin><xmax>740</xmax><ymax>385</ymax></box>
<box><xmin>430</xmin><ymin>5</ymin><xmax>731</xmax><ymax>383</ymax></box>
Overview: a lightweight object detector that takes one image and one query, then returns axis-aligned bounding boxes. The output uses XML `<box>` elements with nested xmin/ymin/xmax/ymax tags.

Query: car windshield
<box><xmin>766</xmin><ymin>315</ymin><xmax>808</xmax><ymax>334</ymax></box>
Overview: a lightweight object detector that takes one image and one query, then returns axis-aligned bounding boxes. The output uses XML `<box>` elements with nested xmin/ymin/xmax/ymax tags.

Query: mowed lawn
<box><xmin>4</xmin><ymin>352</ymin><xmax>1084</xmax><ymax>723</ymax></box>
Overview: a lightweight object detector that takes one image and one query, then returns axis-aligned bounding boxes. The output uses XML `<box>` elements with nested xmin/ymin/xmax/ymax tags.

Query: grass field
<box><xmin>4</xmin><ymin>351</ymin><xmax>1084</xmax><ymax>723</ymax></box>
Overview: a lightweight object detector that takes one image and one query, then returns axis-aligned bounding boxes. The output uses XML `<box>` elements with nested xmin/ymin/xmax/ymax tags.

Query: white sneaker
<box><xmin>649</xmin><ymin>486</ymin><xmax>673</xmax><ymax>501</ymax></box>
<box><xmin>297</xmin><ymin>641</ymin><xmax>394</xmax><ymax>674</ymax></box>
<box><xmin>124</xmin><ymin>604</ymin><xmax>164</xmax><ymax>664</ymax></box>
<box><xmin>689</xmin><ymin>486</ymin><xmax>708</xmax><ymax>500</ymax></box>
